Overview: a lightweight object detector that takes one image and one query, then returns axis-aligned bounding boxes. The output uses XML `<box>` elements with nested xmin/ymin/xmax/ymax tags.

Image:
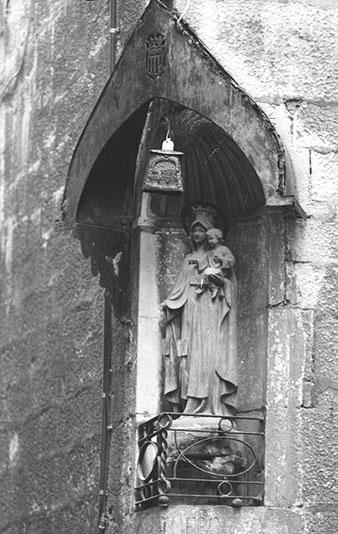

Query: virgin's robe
<box><xmin>162</xmin><ymin>250</ymin><xmax>238</xmax><ymax>416</ymax></box>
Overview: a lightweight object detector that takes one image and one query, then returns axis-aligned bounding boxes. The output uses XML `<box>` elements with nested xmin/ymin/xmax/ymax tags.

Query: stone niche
<box><xmin>63</xmin><ymin>2</ymin><xmax>302</xmax><ymax>527</ymax></box>
<box><xmin>134</xmin><ymin>102</ymin><xmax>289</xmax><ymax>512</ymax></box>
<box><xmin>68</xmin><ymin>94</ymin><xmax>299</xmax><ymax>533</ymax></box>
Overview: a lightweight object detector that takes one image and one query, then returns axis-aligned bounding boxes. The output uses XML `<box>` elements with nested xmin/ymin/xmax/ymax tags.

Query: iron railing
<box><xmin>135</xmin><ymin>412</ymin><xmax>264</xmax><ymax>509</ymax></box>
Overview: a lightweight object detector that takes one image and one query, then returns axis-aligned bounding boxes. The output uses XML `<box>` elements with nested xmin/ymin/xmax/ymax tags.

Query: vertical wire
<box><xmin>97</xmin><ymin>289</ymin><xmax>113</xmax><ymax>532</ymax></box>
<box><xmin>177</xmin><ymin>0</ymin><xmax>191</xmax><ymax>23</ymax></box>
<box><xmin>110</xmin><ymin>0</ymin><xmax>118</xmax><ymax>73</ymax></box>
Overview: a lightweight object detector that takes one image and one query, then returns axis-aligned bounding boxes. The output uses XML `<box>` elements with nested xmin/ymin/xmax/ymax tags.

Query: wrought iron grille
<box><xmin>135</xmin><ymin>412</ymin><xmax>264</xmax><ymax>509</ymax></box>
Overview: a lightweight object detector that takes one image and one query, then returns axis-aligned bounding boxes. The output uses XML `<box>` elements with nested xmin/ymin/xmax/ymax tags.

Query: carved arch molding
<box><xmin>62</xmin><ymin>0</ymin><xmax>301</xmax><ymax>303</ymax></box>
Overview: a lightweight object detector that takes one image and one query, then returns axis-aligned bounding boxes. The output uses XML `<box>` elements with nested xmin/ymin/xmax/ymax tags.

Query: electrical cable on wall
<box><xmin>96</xmin><ymin>289</ymin><xmax>114</xmax><ymax>534</ymax></box>
<box><xmin>177</xmin><ymin>0</ymin><xmax>191</xmax><ymax>23</ymax></box>
<box><xmin>86</xmin><ymin>0</ymin><xmax>118</xmax><ymax>73</ymax></box>
<box><xmin>110</xmin><ymin>0</ymin><xmax>118</xmax><ymax>72</ymax></box>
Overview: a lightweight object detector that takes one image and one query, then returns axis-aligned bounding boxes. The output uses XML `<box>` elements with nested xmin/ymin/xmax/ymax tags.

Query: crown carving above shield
<box><xmin>145</xmin><ymin>33</ymin><xmax>166</xmax><ymax>80</ymax></box>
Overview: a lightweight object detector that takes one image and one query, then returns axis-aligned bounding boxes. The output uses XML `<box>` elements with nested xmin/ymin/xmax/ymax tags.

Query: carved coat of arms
<box><xmin>145</xmin><ymin>33</ymin><xmax>166</xmax><ymax>79</ymax></box>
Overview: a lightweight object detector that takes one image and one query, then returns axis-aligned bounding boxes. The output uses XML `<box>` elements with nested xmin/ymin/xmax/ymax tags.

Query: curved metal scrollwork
<box><xmin>172</xmin><ymin>435</ymin><xmax>257</xmax><ymax>479</ymax></box>
<box><xmin>135</xmin><ymin>412</ymin><xmax>264</xmax><ymax>509</ymax></box>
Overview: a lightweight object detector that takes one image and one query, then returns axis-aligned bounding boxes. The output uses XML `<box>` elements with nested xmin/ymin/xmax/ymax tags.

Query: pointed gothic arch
<box><xmin>62</xmin><ymin>0</ymin><xmax>298</xmax><ymax>231</ymax></box>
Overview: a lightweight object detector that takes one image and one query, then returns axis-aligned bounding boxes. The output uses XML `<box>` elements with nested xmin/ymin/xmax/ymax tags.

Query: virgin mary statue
<box><xmin>161</xmin><ymin>205</ymin><xmax>238</xmax><ymax>416</ymax></box>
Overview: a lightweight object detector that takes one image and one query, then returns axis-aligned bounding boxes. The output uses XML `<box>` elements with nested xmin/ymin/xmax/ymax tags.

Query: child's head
<box><xmin>206</xmin><ymin>228</ymin><xmax>223</xmax><ymax>248</ymax></box>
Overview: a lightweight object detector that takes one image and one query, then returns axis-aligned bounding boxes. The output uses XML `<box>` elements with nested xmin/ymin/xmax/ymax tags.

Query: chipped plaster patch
<box><xmin>42</xmin><ymin>227</ymin><xmax>53</xmax><ymax>250</ymax></box>
<box><xmin>9</xmin><ymin>432</ymin><xmax>19</xmax><ymax>467</ymax></box>
<box><xmin>294</xmin><ymin>263</ymin><xmax>326</xmax><ymax>309</ymax></box>
<box><xmin>4</xmin><ymin>216</ymin><xmax>16</xmax><ymax>275</ymax></box>
<box><xmin>53</xmin><ymin>186</ymin><xmax>65</xmax><ymax>211</ymax></box>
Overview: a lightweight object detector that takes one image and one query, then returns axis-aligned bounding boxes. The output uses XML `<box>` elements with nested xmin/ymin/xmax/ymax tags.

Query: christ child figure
<box><xmin>204</xmin><ymin>228</ymin><xmax>235</xmax><ymax>300</ymax></box>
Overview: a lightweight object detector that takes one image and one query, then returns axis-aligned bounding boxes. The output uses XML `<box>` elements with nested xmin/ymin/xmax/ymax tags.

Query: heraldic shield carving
<box><xmin>145</xmin><ymin>33</ymin><xmax>166</xmax><ymax>79</ymax></box>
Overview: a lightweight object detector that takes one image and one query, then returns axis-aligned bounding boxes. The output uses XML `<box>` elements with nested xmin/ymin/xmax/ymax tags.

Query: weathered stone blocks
<box><xmin>310</xmin><ymin>151</ymin><xmax>338</xmax><ymax>202</ymax></box>
<box><xmin>175</xmin><ymin>0</ymin><xmax>338</xmax><ymax>101</ymax></box>
<box><xmin>294</xmin><ymin>103</ymin><xmax>338</xmax><ymax>152</ymax></box>
<box><xmin>135</xmin><ymin>504</ymin><xmax>304</xmax><ymax>534</ymax></box>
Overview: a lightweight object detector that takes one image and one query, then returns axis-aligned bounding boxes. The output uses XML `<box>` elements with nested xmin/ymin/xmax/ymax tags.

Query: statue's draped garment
<box><xmin>163</xmin><ymin>249</ymin><xmax>238</xmax><ymax>415</ymax></box>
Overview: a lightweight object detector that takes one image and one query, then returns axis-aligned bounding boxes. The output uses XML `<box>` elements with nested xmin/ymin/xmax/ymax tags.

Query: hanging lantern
<box><xmin>142</xmin><ymin>134</ymin><xmax>184</xmax><ymax>194</ymax></box>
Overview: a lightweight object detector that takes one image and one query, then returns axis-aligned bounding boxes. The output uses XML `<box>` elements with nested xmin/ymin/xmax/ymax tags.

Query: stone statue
<box><xmin>161</xmin><ymin>206</ymin><xmax>238</xmax><ymax>416</ymax></box>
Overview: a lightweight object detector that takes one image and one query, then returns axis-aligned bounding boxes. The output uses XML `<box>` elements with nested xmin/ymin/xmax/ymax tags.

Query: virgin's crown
<box><xmin>191</xmin><ymin>204</ymin><xmax>217</xmax><ymax>224</ymax></box>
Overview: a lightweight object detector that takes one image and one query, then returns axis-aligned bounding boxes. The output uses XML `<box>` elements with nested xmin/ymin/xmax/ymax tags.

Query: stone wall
<box><xmin>0</xmin><ymin>1</ymin><xmax>113</xmax><ymax>532</ymax></box>
<box><xmin>1</xmin><ymin>1</ymin><xmax>338</xmax><ymax>533</ymax></box>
